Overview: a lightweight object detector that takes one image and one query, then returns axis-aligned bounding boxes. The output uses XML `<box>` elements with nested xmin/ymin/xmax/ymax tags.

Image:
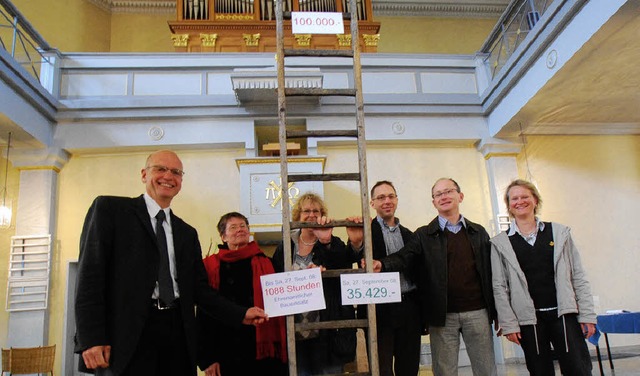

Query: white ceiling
<box><xmin>496</xmin><ymin>0</ymin><xmax>640</xmax><ymax>136</ymax></box>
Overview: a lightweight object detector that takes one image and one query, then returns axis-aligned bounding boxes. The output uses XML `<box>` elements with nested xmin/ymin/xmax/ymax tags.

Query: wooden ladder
<box><xmin>275</xmin><ymin>1</ymin><xmax>379</xmax><ymax>375</ymax></box>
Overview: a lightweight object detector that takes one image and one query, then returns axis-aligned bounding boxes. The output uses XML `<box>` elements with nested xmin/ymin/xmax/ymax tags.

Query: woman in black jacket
<box><xmin>272</xmin><ymin>193</ymin><xmax>359</xmax><ymax>376</ymax></box>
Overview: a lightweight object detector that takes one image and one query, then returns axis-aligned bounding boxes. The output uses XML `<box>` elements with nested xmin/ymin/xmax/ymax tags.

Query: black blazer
<box><xmin>369</xmin><ymin>218</ymin><xmax>420</xmax><ymax>326</ymax></box>
<box><xmin>382</xmin><ymin>216</ymin><xmax>495</xmax><ymax>328</ymax></box>
<box><xmin>74</xmin><ymin>195</ymin><xmax>246</xmax><ymax>375</ymax></box>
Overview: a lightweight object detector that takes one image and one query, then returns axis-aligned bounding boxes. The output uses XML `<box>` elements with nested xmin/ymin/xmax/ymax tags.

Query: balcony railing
<box><xmin>480</xmin><ymin>0</ymin><xmax>551</xmax><ymax>80</ymax></box>
<box><xmin>0</xmin><ymin>0</ymin><xmax>54</xmax><ymax>81</ymax></box>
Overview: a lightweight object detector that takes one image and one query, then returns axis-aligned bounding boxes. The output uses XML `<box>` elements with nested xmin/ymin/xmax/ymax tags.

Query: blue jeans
<box><xmin>429</xmin><ymin>308</ymin><xmax>497</xmax><ymax>376</ymax></box>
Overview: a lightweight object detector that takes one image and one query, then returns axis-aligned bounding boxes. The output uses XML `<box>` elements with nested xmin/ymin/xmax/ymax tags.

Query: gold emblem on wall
<box><xmin>200</xmin><ymin>34</ymin><xmax>218</xmax><ymax>47</ymax></box>
<box><xmin>294</xmin><ymin>34</ymin><xmax>312</xmax><ymax>47</ymax></box>
<box><xmin>363</xmin><ymin>34</ymin><xmax>380</xmax><ymax>47</ymax></box>
<box><xmin>266</xmin><ymin>179</ymin><xmax>300</xmax><ymax>209</ymax></box>
<box><xmin>243</xmin><ymin>33</ymin><xmax>261</xmax><ymax>47</ymax></box>
<box><xmin>336</xmin><ymin>34</ymin><xmax>351</xmax><ymax>47</ymax></box>
<box><xmin>171</xmin><ymin>34</ymin><xmax>189</xmax><ymax>47</ymax></box>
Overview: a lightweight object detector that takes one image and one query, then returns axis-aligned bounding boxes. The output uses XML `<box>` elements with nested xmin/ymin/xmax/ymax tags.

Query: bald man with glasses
<box><xmin>74</xmin><ymin>150</ymin><xmax>268</xmax><ymax>376</ymax></box>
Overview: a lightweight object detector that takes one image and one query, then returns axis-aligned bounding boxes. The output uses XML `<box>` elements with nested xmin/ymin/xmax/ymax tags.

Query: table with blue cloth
<box><xmin>591</xmin><ymin>312</ymin><xmax>640</xmax><ymax>375</ymax></box>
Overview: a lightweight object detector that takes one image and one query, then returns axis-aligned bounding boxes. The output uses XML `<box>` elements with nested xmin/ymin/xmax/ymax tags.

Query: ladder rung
<box><xmin>287</xmin><ymin>130</ymin><xmax>358</xmax><ymax>139</ymax></box>
<box><xmin>288</xmin><ymin>173</ymin><xmax>360</xmax><ymax>182</ymax></box>
<box><xmin>295</xmin><ymin>319</ymin><xmax>369</xmax><ymax>331</ymax></box>
<box><xmin>284</xmin><ymin>88</ymin><xmax>356</xmax><ymax>97</ymax></box>
<box><xmin>291</xmin><ymin>220</ymin><xmax>363</xmax><ymax>229</ymax></box>
<box><xmin>322</xmin><ymin>268</ymin><xmax>365</xmax><ymax>278</ymax></box>
<box><xmin>284</xmin><ymin>48</ymin><xmax>354</xmax><ymax>58</ymax></box>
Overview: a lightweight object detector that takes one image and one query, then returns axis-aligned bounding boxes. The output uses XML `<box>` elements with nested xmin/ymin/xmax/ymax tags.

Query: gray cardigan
<box><xmin>490</xmin><ymin>222</ymin><xmax>596</xmax><ymax>335</ymax></box>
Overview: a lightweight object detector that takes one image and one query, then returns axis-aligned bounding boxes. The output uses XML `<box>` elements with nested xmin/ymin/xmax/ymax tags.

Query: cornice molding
<box><xmin>86</xmin><ymin>0</ymin><xmax>507</xmax><ymax>17</ymax></box>
<box><xmin>87</xmin><ymin>0</ymin><xmax>176</xmax><ymax>14</ymax></box>
<box><xmin>373</xmin><ymin>2</ymin><xmax>507</xmax><ymax>17</ymax></box>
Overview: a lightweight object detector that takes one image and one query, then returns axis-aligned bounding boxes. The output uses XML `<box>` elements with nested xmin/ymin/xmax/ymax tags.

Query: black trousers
<box><xmin>120</xmin><ymin>301</ymin><xmax>192</xmax><ymax>376</ymax></box>
<box><xmin>377</xmin><ymin>291</ymin><xmax>422</xmax><ymax>376</ymax></box>
<box><xmin>519</xmin><ymin>311</ymin><xmax>592</xmax><ymax>376</ymax></box>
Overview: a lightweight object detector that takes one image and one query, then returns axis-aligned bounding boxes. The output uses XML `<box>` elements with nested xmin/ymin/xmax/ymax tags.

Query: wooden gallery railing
<box><xmin>169</xmin><ymin>0</ymin><xmax>380</xmax><ymax>52</ymax></box>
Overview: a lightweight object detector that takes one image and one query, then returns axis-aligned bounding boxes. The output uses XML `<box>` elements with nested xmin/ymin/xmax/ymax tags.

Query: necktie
<box><xmin>155</xmin><ymin>210</ymin><xmax>175</xmax><ymax>304</ymax></box>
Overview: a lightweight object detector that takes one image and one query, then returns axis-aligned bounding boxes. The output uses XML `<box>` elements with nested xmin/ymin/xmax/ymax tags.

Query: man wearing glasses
<box><xmin>351</xmin><ymin>180</ymin><xmax>422</xmax><ymax>376</ymax></box>
<box><xmin>74</xmin><ymin>150</ymin><xmax>267</xmax><ymax>376</ymax></box>
<box><xmin>372</xmin><ymin>178</ymin><xmax>497</xmax><ymax>376</ymax></box>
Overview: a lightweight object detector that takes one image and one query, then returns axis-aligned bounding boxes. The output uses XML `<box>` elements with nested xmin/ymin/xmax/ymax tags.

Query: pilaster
<box><xmin>477</xmin><ymin>138</ymin><xmax>521</xmax><ymax>236</ymax></box>
<box><xmin>6</xmin><ymin>147</ymin><xmax>70</xmax><ymax>347</ymax></box>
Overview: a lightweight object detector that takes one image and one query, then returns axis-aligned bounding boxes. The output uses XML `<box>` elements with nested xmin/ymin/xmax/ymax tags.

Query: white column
<box><xmin>477</xmin><ymin>138</ymin><xmax>522</xmax><ymax>236</ymax></box>
<box><xmin>477</xmin><ymin>137</ymin><xmax>523</xmax><ymax>363</ymax></box>
<box><xmin>6</xmin><ymin>147</ymin><xmax>69</xmax><ymax>347</ymax></box>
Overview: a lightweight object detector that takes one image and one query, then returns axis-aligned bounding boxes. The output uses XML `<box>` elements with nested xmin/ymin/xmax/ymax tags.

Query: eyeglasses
<box><xmin>301</xmin><ymin>209</ymin><xmax>322</xmax><ymax>215</ymax></box>
<box><xmin>147</xmin><ymin>165</ymin><xmax>185</xmax><ymax>177</ymax></box>
<box><xmin>372</xmin><ymin>194</ymin><xmax>397</xmax><ymax>201</ymax></box>
<box><xmin>227</xmin><ymin>223</ymin><xmax>248</xmax><ymax>232</ymax></box>
<box><xmin>432</xmin><ymin>188</ymin><xmax>458</xmax><ymax>199</ymax></box>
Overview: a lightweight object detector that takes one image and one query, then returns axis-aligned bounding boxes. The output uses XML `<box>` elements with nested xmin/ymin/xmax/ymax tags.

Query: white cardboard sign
<box><xmin>291</xmin><ymin>12</ymin><xmax>345</xmax><ymax>34</ymax></box>
<box><xmin>260</xmin><ymin>267</ymin><xmax>326</xmax><ymax>317</ymax></box>
<box><xmin>340</xmin><ymin>272</ymin><xmax>402</xmax><ymax>305</ymax></box>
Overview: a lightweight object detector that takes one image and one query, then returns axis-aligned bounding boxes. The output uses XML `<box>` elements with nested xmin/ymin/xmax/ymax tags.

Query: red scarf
<box><xmin>202</xmin><ymin>241</ymin><xmax>287</xmax><ymax>362</ymax></box>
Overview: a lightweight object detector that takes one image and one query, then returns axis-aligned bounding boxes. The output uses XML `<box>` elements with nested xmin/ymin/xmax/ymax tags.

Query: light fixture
<box><xmin>0</xmin><ymin>132</ymin><xmax>12</xmax><ymax>229</ymax></box>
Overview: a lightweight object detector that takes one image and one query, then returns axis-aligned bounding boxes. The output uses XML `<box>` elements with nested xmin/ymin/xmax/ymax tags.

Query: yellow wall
<box><xmin>12</xmin><ymin>0</ymin><xmax>111</xmax><ymax>52</ymax></box>
<box><xmin>110</xmin><ymin>13</ymin><xmax>176</xmax><ymax>52</ymax></box>
<box><xmin>516</xmin><ymin>135</ymin><xmax>640</xmax><ymax>315</ymax></box>
<box><xmin>320</xmin><ymin>143</ymin><xmax>492</xmax><ymax>232</ymax></box>
<box><xmin>376</xmin><ymin>17</ymin><xmax>498</xmax><ymax>54</ymax></box>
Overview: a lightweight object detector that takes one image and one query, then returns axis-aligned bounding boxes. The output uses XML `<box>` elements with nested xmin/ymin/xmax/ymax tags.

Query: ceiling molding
<box><xmin>86</xmin><ymin>0</ymin><xmax>507</xmax><ymax>17</ymax></box>
<box><xmin>87</xmin><ymin>0</ymin><xmax>175</xmax><ymax>13</ymax></box>
<box><xmin>372</xmin><ymin>2</ymin><xmax>507</xmax><ymax>17</ymax></box>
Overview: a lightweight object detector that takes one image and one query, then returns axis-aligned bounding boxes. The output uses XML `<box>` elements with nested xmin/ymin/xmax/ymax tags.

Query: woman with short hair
<box><xmin>198</xmin><ymin>212</ymin><xmax>287</xmax><ymax>376</ymax></box>
<box><xmin>491</xmin><ymin>179</ymin><xmax>596</xmax><ymax>375</ymax></box>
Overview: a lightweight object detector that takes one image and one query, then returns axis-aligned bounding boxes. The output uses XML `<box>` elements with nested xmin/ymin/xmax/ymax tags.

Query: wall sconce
<box><xmin>0</xmin><ymin>132</ymin><xmax>12</xmax><ymax>229</ymax></box>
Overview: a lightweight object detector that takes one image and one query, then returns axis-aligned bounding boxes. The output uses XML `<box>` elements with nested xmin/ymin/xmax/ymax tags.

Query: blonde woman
<box><xmin>491</xmin><ymin>180</ymin><xmax>596</xmax><ymax>375</ymax></box>
<box><xmin>272</xmin><ymin>193</ymin><xmax>358</xmax><ymax>375</ymax></box>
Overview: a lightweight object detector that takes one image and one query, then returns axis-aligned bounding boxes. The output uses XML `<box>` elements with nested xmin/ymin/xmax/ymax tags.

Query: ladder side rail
<box><xmin>276</xmin><ymin>1</ymin><xmax>298</xmax><ymax>374</ymax></box>
<box><xmin>349</xmin><ymin>0</ymin><xmax>379</xmax><ymax>371</ymax></box>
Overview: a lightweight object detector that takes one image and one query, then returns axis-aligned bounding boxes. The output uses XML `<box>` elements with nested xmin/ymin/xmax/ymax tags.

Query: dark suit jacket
<box><xmin>382</xmin><ymin>216</ymin><xmax>495</xmax><ymax>328</ymax></box>
<box><xmin>369</xmin><ymin>217</ymin><xmax>419</xmax><ymax>326</ymax></box>
<box><xmin>74</xmin><ymin>195</ymin><xmax>246</xmax><ymax>375</ymax></box>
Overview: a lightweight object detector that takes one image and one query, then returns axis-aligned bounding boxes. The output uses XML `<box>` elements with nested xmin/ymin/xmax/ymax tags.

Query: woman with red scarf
<box><xmin>197</xmin><ymin>212</ymin><xmax>287</xmax><ymax>376</ymax></box>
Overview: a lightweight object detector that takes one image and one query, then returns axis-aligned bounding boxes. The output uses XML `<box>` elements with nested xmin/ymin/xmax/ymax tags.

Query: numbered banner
<box><xmin>291</xmin><ymin>12</ymin><xmax>345</xmax><ymax>34</ymax></box>
<box><xmin>260</xmin><ymin>267</ymin><xmax>326</xmax><ymax>317</ymax></box>
<box><xmin>340</xmin><ymin>272</ymin><xmax>402</xmax><ymax>305</ymax></box>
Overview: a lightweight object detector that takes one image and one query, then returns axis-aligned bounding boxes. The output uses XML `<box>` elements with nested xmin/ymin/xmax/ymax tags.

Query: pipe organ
<box><xmin>169</xmin><ymin>0</ymin><xmax>380</xmax><ymax>52</ymax></box>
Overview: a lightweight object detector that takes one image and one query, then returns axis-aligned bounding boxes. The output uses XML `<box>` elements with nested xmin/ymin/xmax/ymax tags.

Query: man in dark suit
<box><xmin>74</xmin><ymin>150</ymin><xmax>267</xmax><ymax>376</ymax></box>
<box><xmin>351</xmin><ymin>181</ymin><xmax>422</xmax><ymax>376</ymax></box>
